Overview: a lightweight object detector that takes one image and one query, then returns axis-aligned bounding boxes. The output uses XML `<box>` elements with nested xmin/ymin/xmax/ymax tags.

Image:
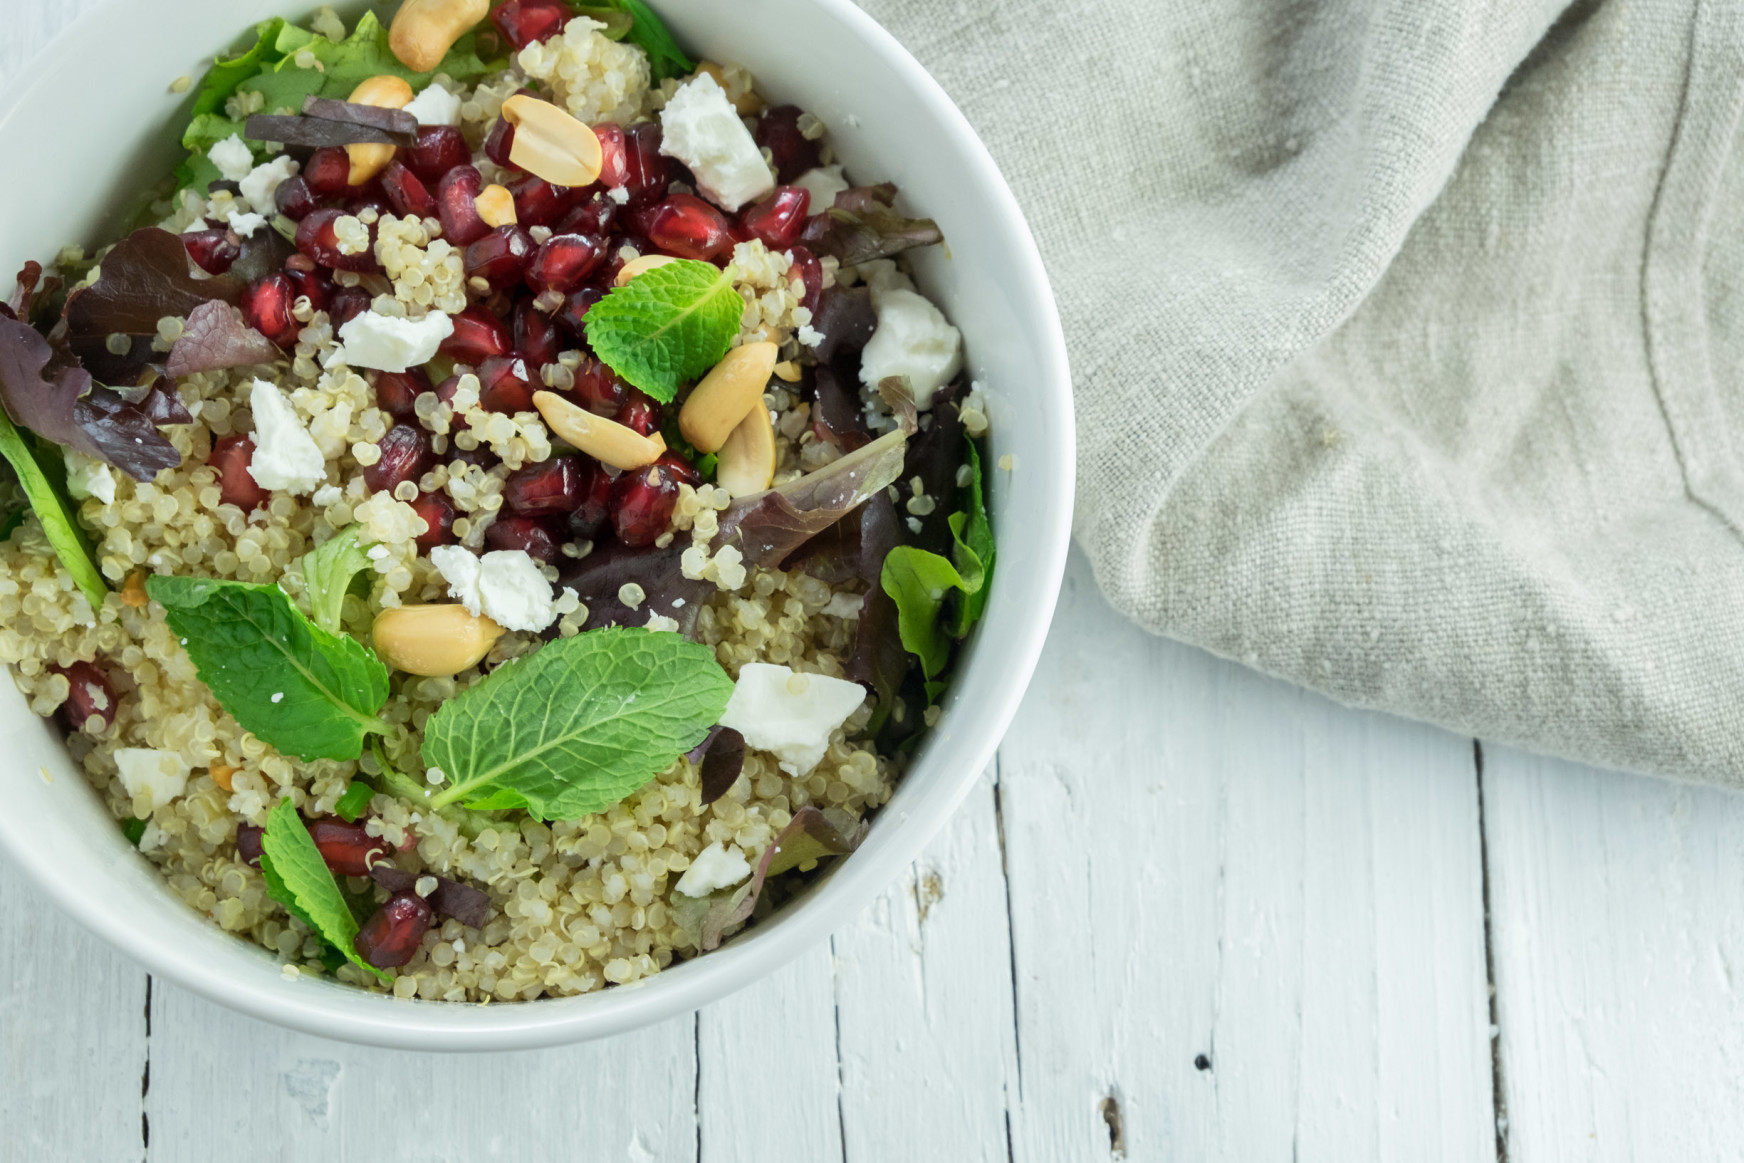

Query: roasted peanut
<box><xmin>346</xmin><ymin>74</ymin><xmax>415</xmax><ymax>186</ymax></box>
<box><xmin>475</xmin><ymin>184</ymin><xmax>518</xmax><ymax>227</ymax></box>
<box><xmin>614</xmin><ymin>254</ymin><xmax>679</xmax><ymax>286</ymax></box>
<box><xmin>679</xmin><ymin>341</ymin><xmax>778</xmax><ymax>453</ymax></box>
<box><xmin>501</xmin><ymin>95</ymin><xmax>604</xmax><ymax>188</ymax></box>
<box><xmin>772</xmin><ymin>360</ymin><xmax>802</xmax><ymax>383</ymax></box>
<box><xmin>715</xmin><ymin>401</ymin><xmax>776</xmax><ymax>498</ymax></box>
<box><xmin>372</xmin><ymin>604</ymin><xmax>505</xmax><ymax>677</ymax></box>
<box><xmin>389</xmin><ymin>0</ymin><xmax>490</xmax><ymax>73</ymax></box>
<box><xmin>533</xmin><ymin>390</ymin><xmax>666</xmax><ymax>471</ymax></box>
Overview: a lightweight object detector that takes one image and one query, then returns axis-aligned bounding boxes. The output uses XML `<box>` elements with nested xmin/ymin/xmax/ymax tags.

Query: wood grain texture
<box><xmin>996</xmin><ymin>556</ymin><xmax>1497</xmax><ymax>1162</ymax></box>
<box><xmin>1484</xmin><ymin>745</ymin><xmax>1744</xmax><ymax>1162</ymax></box>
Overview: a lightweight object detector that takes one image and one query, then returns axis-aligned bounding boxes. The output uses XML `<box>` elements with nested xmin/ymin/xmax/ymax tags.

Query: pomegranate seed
<box><xmin>274</xmin><ymin>175</ymin><xmax>318</xmax><ymax>220</ymax></box>
<box><xmin>236</xmin><ymin>823</ymin><xmax>264</xmax><ymax>867</ymax></box>
<box><xmin>438</xmin><ymin>166</ymin><xmax>490</xmax><ymax>247</ymax></box>
<box><xmin>283</xmin><ymin>262</ymin><xmax>332</xmax><ymax>314</ymax></box>
<box><xmin>506</xmin><ymin>174</ymin><xmax>580</xmax><ymax>226</ymax></box>
<box><xmin>208</xmin><ymin>434</ymin><xmax>270</xmax><ymax>509</ymax></box>
<box><xmin>241</xmin><ymin>275</ymin><xmax>300</xmax><ymax>348</ymax></box>
<box><xmin>381</xmin><ymin>160</ymin><xmax>438</xmax><ymax>219</ymax></box>
<box><xmin>448</xmin><ymin>441</ymin><xmax>501</xmax><ymax>471</ymax></box>
<box><xmin>623</xmin><ymin>124</ymin><xmax>668</xmax><ymax>208</ymax></box>
<box><xmin>347</xmin><ymin>193</ymin><xmax>393</xmax><ymax>220</ymax></box>
<box><xmin>477</xmin><ymin>355</ymin><xmax>536</xmax><ymax>413</ymax></box>
<box><xmin>183</xmin><ymin>229</ymin><xmax>240</xmax><ymax>275</ymax></box>
<box><xmin>555</xmin><ymin>287</ymin><xmax>606</xmax><ymax>340</ymax></box>
<box><xmin>483</xmin><ymin>115</ymin><xmax>518</xmax><ymax>169</ymax></box>
<box><xmin>297</xmin><ymin>207</ymin><xmax>379</xmax><ymax>273</ymax></box>
<box><xmin>526</xmin><ymin>232</ymin><xmax>605</xmax><ymax>295</ymax></box>
<box><xmin>659</xmin><ymin>451</ymin><xmax>702</xmax><ymax>487</ymax></box>
<box><xmin>569</xmin><ymin>458</ymin><xmax>614</xmax><ymax>536</ymax></box>
<box><xmin>556</xmin><ymin>188</ymin><xmax>619</xmax><ymax>236</ymax></box>
<box><xmin>329</xmin><ymin>287</ymin><xmax>372</xmax><ymax>329</ymax></box>
<box><xmin>486</xmin><ymin>514</ymin><xmax>563</xmax><ymax>563</ymax></box>
<box><xmin>611</xmin><ymin>456</ymin><xmax>691</xmax><ymax>546</ymax></box>
<box><xmin>355</xmin><ymin>891</ymin><xmax>433</xmax><ymax>969</ymax></box>
<box><xmin>593</xmin><ymin>123</ymin><xmax>628</xmax><ymax>188</ymax></box>
<box><xmin>645</xmin><ymin>195</ymin><xmax>731</xmax><ymax>261</ymax></box>
<box><xmin>491</xmin><ymin>0</ymin><xmax>572</xmax><ymax>48</ymax></box>
<box><xmin>464</xmin><ymin>225</ymin><xmax>536</xmax><ymax>291</ymax></box>
<box><xmin>308</xmin><ymin>817</ymin><xmax>390</xmax><ymax>877</ymax></box>
<box><xmin>405</xmin><ymin>126</ymin><xmax>471</xmax><ymax>183</ymax></box>
<box><xmin>409</xmin><ymin>490</ymin><xmax>457</xmax><ymax>551</ymax></box>
<box><xmin>740</xmin><ymin>187</ymin><xmax>811</xmax><ymax>250</ymax></box>
<box><xmin>513</xmin><ymin>298</ymin><xmax>562</xmax><ymax>366</ymax></box>
<box><xmin>788</xmin><ymin>245</ymin><xmax>824</xmax><ymax>315</ymax></box>
<box><xmin>52</xmin><ymin>660</ymin><xmax>116</xmax><ymax>731</ymax></box>
<box><xmin>364</xmin><ymin>424</ymin><xmax>434</xmax><ymax>493</ymax></box>
<box><xmin>504</xmin><ymin>457</ymin><xmax>587</xmax><ymax>514</ymax></box>
<box><xmin>304</xmin><ymin>147</ymin><xmax>353</xmax><ymax>197</ymax></box>
<box><xmin>756</xmin><ymin>106</ymin><xmax>821</xmax><ymax>183</ymax></box>
<box><xmin>726</xmin><ymin>221</ymin><xmax>755</xmax><ymax>247</ymax></box>
<box><xmin>569</xmin><ymin>353</ymin><xmax>624</xmax><ymax>414</ymax></box>
<box><xmin>614</xmin><ymin>387</ymin><xmax>662</xmax><ymax>436</ymax></box>
<box><xmin>374</xmin><ymin>369</ymin><xmax>431</xmax><ymax>419</ymax></box>
<box><xmin>438</xmin><ymin>305</ymin><xmax>514</xmax><ymax>363</ymax></box>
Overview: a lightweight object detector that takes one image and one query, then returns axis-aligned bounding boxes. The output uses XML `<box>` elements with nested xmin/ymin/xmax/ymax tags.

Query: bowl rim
<box><xmin>0</xmin><ymin>0</ymin><xmax>1076</xmax><ymax>1049</ymax></box>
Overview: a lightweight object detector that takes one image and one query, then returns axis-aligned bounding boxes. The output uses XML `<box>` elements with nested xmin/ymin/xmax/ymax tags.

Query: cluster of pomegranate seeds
<box><xmin>486</xmin><ymin>514</ymin><xmax>563</xmax><ymax>563</ymax></box>
<box><xmin>612</xmin><ymin>455</ymin><xmax>701</xmax><ymax>546</ymax></box>
<box><xmin>741</xmin><ymin>187</ymin><xmax>812</xmax><ymax>250</ymax></box>
<box><xmin>381</xmin><ymin>160</ymin><xmax>437</xmax><ymax>219</ymax></box>
<box><xmin>558</xmin><ymin>188</ymin><xmax>619</xmax><ymax>236</ymax></box>
<box><xmin>490</xmin><ymin>0</ymin><xmax>572</xmax><ymax>48</ymax></box>
<box><xmin>482</xmin><ymin>115</ymin><xmax>518</xmax><ymax>168</ymax></box>
<box><xmin>373</xmin><ymin>370</ymin><xmax>430</xmax><ymax>420</ymax></box>
<box><xmin>478</xmin><ymin>355</ymin><xmax>536</xmax><ymax>413</ymax></box>
<box><xmin>465</xmin><ymin>225</ymin><xmax>536</xmax><ymax>290</ymax></box>
<box><xmin>643</xmin><ymin>195</ymin><xmax>732</xmax><ymax>261</ymax></box>
<box><xmin>527</xmin><ymin>233</ymin><xmax>605</xmax><ymax>294</ymax></box>
<box><xmin>236</xmin><ymin>824</ymin><xmax>264</xmax><ymax>867</ymax></box>
<box><xmin>504</xmin><ymin>457</ymin><xmax>587</xmax><ymax>514</ymax></box>
<box><xmin>404</xmin><ymin>126</ymin><xmax>470</xmax><ymax>183</ymax></box>
<box><xmin>51</xmin><ymin>661</ymin><xmax>116</xmax><ymax>731</ymax></box>
<box><xmin>622</xmin><ymin>124</ymin><xmax>669</xmax><ymax>208</ymax></box>
<box><xmin>568</xmin><ymin>351</ymin><xmax>623</xmax><ymax>414</ymax></box>
<box><xmin>303</xmin><ymin>147</ymin><xmax>352</xmax><ymax>197</ymax></box>
<box><xmin>756</xmin><ymin>106</ymin><xmax>822</xmax><ymax>183</ymax></box>
<box><xmin>614</xmin><ymin>387</ymin><xmax>662</xmax><ymax>436</ymax></box>
<box><xmin>183</xmin><ymin>229</ymin><xmax>240</xmax><ymax>276</ymax></box>
<box><xmin>788</xmin><ymin>245</ymin><xmax>824</xmax><ymax>315</ymax></box>
<box><xmin>439</xmin><ymin>306</ymin><xmax>513</xmax><ymax>363</ymax></box>
<box><xmin>508</xmin><ymin>174</ymin><xmax>579</xmax><ymax>226</ymax></box>
<box><xmin>241</xmin><ymin>275</ymin><xmax>299</xmax><ymax>349</ymax></box>
<box><xmin>355</xmin><ymin>890</ymin><xmax>433</xmax><ymax>969</ymax></box>
<box><xmin>570</xmin><ymin>460</ymin><xmax>614</xmax><ymax>537</ymax></box>
<box><xmin>208</xmin><ymin>434</ymin><xmax>270</xmax><ymax>509</ymax></box>
<box><xmin>274</xmin><ymin>175</ymin><xmax>318</xmax><ymax>220</ymax></box>
<box><xmin>513</xmin><ymin>298</ymin><xmax>562</xmax><ymax>365</ymax></box>
<box><xmin>409</xmin><ymin>491</ymin><xmax>457</xmax><ymax>551</ymax></box>
<box><xmin>364</xmin><ymin>424</ymin><xmax>434</xmax><ymax>493</ymax></box>
<box><xmin>297</xmin><ymin>208</ymin><xmax>379</xmax><ymax>273</ymax></box>
<box><xmin>330</xmin><ymin>287</ymin><xmax>372</xmax><ymax>329</ymax></box>
<box><xmin>307</xmin><ymin>817</ymin><xmax>389</xmax><ymax>877</ymax></box>
<box><xmin>438</xmin><ymin>166</ymin><xmax>490</xmax><ymax>247</ymax></box>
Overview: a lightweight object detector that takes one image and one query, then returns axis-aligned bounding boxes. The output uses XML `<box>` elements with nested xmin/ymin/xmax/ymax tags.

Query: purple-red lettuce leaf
<box><xmin>900</xmin><ymin>380</ymin><xmax>968</xmax><ymax>558</ymax></box>
<box><xmin>65</xmin><ymin>228</ymin><xmax>244</xmax><ymax>385</ymax></box>
<box><xmin>168</xmin><ymin>301</ymin><xmax>282</xmax><ymax>378</ymax></box>
<box><xmin>368</xmin><ymin>864</ymin><xmax>493</xmax><ymax>929</ymax></box>
<box><xmin>0</xmin><ymin>316</ymin><xmax>181</xmax><ymax>481</ymax></box>
<box><xmin>7</xmin><ymin>261</ymin><xmax>66</xmax><ymax>331</ymax></box>
<box><xmin>800</xmin><ymin>185</ymin><xmax>945</xmax><ymax>268</ymax></box>
<box><xmin>783</xmin><ymin>489</ymin><xmax>901</xmax><ymax>587</ymax></box>
<box><xmin>674</xmin><ymin>806</ymin><xmax>866</xmax><ymax>951</ymax></box>
<box><xmin>139</xmin><ymin>384</ymin><xmax>194</xmax><ymax>426</ymax></box>
<box><xmin>553</xmin><ymin>538</ymin><xmax>713</xmax><ymax>637</ymax></box>
<box><xmin>809</xmin><ymin>286</ymin><xmax>876</xmax><ymax>372</ymax></box>
<box><xmin>810</xmin><ymin>363</ymin><xmax>871</xmax><ymax>452</ymax></box>
<box><xmin>697</xmin><ymin>727</ymin><xmax>745</xmax><ymax>806</ymax></box>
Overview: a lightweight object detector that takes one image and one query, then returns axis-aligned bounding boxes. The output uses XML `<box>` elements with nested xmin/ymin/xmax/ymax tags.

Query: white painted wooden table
<box><xmin>10</xmin><ymin>6</ymin><xmax>1744</xmax><ymax>1161</ymax></box>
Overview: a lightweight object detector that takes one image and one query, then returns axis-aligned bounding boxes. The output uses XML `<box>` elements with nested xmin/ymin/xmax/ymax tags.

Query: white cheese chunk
<box><xmin>337</xmin><ymin>310</ymin><xmax>455</xmax><ymax>374</ymax></box>
<box><xmin>404</xmin><ymin>82</ymin><xmax>463</xmax><ymax>127</ymax></box>
<box><xmin>430</xmin><ymin>545</ymin><xmax>558</xmax><ymax>633</ymax></box>
<box><xmin>238</xmin><ymin>155</ymin><xmax>299</xmax><ymax>214</ymax></box>
<box><xmin>207</xmin><ymin>134</ymin><xmax>255</xmax><ymax>182</ymax></box>
<box><xmin>245</xmin><ymin>379</ymin><xmax>326</xmax><ymax>495</ymax></box>
<box><xmin>718</xmin><ymin>662</ymin><xmax>867</xmax><ymax>776</ymax></box>
<box><xmin>224</xmin><ymin>209</ymin><xmax>267</xmax><ymax>238</ymax></box>
<box><xmin>62</xmin><ymin>449</ymin><xmax>116</xmax><ymax>504</ymax></box>
<box><xmin>114</xmin><ymin>748</ymin><xmax>191</xmax><ymax>814</ymax></box>
<box><xmin>658</xmin><ymin>73</ymin><xmax>775</xmax><ymax>212</ymax></box>
<box><xmin>858</xmin><ymin>288</ymin><xmax>963</xmax><ymax>409</ymax></box>
<box><xmin>793</xmin><ymin>165</ymin><xmax>849</xmax><ymax>211</ymax></box>
<box><xmin>675</xmin><ymin>842</ymin><xmax>752</xmax><ymax>898</ymax></box>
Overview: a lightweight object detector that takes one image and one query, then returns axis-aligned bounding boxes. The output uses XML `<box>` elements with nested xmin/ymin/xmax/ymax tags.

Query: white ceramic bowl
<box><xmin>0</xmin><ymin>0</ymin><xmax>1073</xmax><ymax>1049</ymax></box>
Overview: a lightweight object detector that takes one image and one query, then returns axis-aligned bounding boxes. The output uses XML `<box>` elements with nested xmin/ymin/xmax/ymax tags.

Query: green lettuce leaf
<box><xmin>238</xmin><ymin>12</ymin><xmax>500</xmax><ymax>116</ymax></box>
<box><xmin>672</xmin><ymin>807</ymin><xmax>865</xmax><ymax>952</ymax></box>
<box><xmin>584</xmin><ymin>259</ymin><xmax>742</xmax><ymax>402</ymax></box>
<box><xmin>259</xmin><ymin>798</ymin><xmax>390</xmax><ymax>982</ymax></box>
<box><xmin>147</xmin><ymin>575</ymin><xmax>391</xmax><ymax>761</ymax></box>
<box><xmin>947</xmin><ymin>439</ymin><xmax>994</xmax><ymax>635</ymax></box>
<box><xmin>299</xmin><ymin>525</ymin><xmax>373</xmax><ymax>636</ymax></box>
<box><xmin>189</xmin><ymin>18</ymin><xmax>291</xmax><ymax>119</ymax></box>
<box><xmin>424</xmin><ymin>627</ymin><xmax>734</xmax><ymax>820</ymax></box>
<box><xmin>0</xmin><ymin>409</ymin><xmax>105</xmax><ymax>608</ymax></box>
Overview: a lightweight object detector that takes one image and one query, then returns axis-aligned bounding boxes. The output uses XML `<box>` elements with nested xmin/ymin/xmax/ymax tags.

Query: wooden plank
<box><xmin>830</xmin><ymin>770</ymin><xmax>1020</xmax><ymax>1162</ymax></box>
<box><xmin>1483</xmin><ymin>745</ymin><xmax>1744</xmax><ymax>1161</ymax></box>
<box><xmin>996</xmin><ymin>551</ymin><xmax>1496</xmax><ymax>1161</ymax></box>
<box><xmin>144</xmin><ymin>980</ymin><xmax>698</xmax><ymax>1162</ymax></box>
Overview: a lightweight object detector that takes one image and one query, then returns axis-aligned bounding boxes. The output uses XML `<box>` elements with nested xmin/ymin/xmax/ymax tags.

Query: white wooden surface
<box><xmin>8</xmin><ymin>7</ymin><xmax>1744</xmax><ymax>1161</ymax></box>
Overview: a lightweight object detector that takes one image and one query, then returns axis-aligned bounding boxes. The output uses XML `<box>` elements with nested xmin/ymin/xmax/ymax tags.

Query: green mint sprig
<box><xmin>258</xmin><ymin>799</ymin><xmax>390</xmax><ymax>982</ymax></box>
<box><xmin>298</xmin><ymin>525</ymin><xmax>373</xmax><ymax>636</ymax></box>
<box><xmin>584</xmin><ymin>260</ymin><xmax>743</xmax><ymax>403</ymax></box>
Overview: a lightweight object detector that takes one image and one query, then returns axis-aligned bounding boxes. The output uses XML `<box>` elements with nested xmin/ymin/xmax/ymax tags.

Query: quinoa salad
<box><xmin>0</xmin><ymin>0</ymin><xmax>995</xmax><ymax>1000</ymax></box>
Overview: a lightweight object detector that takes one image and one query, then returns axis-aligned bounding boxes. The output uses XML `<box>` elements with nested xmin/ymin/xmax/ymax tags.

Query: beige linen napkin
<box><xmin>857</xmin><ymin>0</ymin><xmax>1744</xmax><ymax>782</ymax></box>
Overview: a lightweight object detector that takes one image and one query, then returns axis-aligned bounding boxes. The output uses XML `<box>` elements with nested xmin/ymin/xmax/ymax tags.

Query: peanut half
<box><xmin>475</xmin><ymin>184</ymin><xmax>518</xmax><ymax>227</ymax></box>
<box><xmin>715</xmin><ymin>401</ymin><xmax>777</xmax><ymax>499</ymax></box>
<box><xmin>614</xmin><ymin>254</ymin><xmax>678</xmax><ymax>287</ymax></box>
<box><xmin>372</xmin><ymin>604</ymin><xmax>505</xmax><ymax>677</ymax></box>
<box><xmin>501</xmin><ymin>95</ymin><xmax>604</xmax><ymax>189</ymax></box>
<box><xmin>679</xmin><ymin>341</ymin><xmax>778</xmax><ymax>453</ymax></box>
<box><xmin>533</xmin><ymin>390</ymin><xmax>666</xmax><ymax>471</ymax></box>
<box><xmin>346</xmin><ymin>74</ymin><xmax>415</xmax><ymax>186</ymax></box>
<box><xmin>389</xmin><ymin>0</ymin><xmax>489</xmax><ymax>73</ymax></box>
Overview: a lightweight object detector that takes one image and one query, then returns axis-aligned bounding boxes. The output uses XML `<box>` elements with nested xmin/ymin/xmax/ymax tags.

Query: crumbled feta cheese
<box><xmin>337</xmin><ymin>310</ymin><xmax>456</xmax><ymax>373</ymax></box>
<box><xmin>608</xmin><ymin>186</ymin><xmax>630</xmax><ymax>205</ymax></box>
<box><xmin>207</xmin><ymin>134</ymin><xmax>255</xmax><ymax>182</ymax></box>
<box><xmin>430</xmin><ymin>545</ymin><xmax>559</xmax><ymax>632</ymax></box>
<box><xmin>62</xmin><ymin>449</ymin><xmax>116</xmax><ymax>504</ymax></box>
<box><xmin>793</xmin><ymin>165</ymin><xmax>849</xmax><ymax>210</ymax></box>
<box><xmin>238</xmin><ymin>155</ymin><xmax>299</xmax><ymax>214</ymax></box>
<box><xmin>225</xmin><ymin>209</ymin><xmax>267</xmax><ymax>238</ymax></box>
<box><xmin>718</xmin><ymin>662</ymin><xmax>867</xmax><ymax>776</ymax></box>
<box><xmin>114</xmin><ymin>748</ymin><xmax>191</xmax><ymax>813</ymax></box>
<box><xmin>245</xmin><ymin>379</ymin><xmax>326</xmax><ymax>494</ymax></box>
<box><xmin>658</xmin><ymin>73</ymin><xmax>774</xmax><ymax>212</ymax></box>
<box><xmin>859</xmin><ymin>288</ymin><xmax>963</xmax><ymax>409</ymax></box>
<box><xmin>675</xmin><ymin>842</ymin><xmax>752</xmax><ymax>898</ymax></box>
<box><xmin>403</xmin><ymin>82</ymin><xmax>462</xmax><ymax>126</ymax></box>
<box><xmin>311</xmin><ymin>484</ymin><xmax>342</xmax><ymax>506</ymax></box>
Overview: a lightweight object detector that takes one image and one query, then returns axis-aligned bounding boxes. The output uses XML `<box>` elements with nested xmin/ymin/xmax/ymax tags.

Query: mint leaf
<box><xmin>334</xmin><ymin>780</ymin><xmax>374</xmax><ymax>823</ymax></box>
<box><xmin>299</xmin><ymin>525</ymin><xmax>373</xmax><ymax>636</ymax></box>
<box><xmin>147</xmin><ymin>575</ymin><xmax>391</xmax><ymax>761</ymax></box>
<box><xmin>259</xmin><ymin>799</ymin><xmax>390</xmax><ymax>982</ymax></box>
<box><xmin>121</xmin><ymin>818</ymin><xmax>147</xmax><ymax>846</ymax></box>
<box><xmin>0</xmin><ymin>408</ymin><xmax>105</xmax><ymax>608</ymax></box>
<box><xmin>585</xmin><ymin>260</ymin><xmax>742</xmax><ymax>402</ymax></box>
<box><xmin>424</xmin><ymin>627</ymin><xmax>734</xmax><ymax>820</ymax></box>
<box><xmin>593</xmin><ymin>0</ymin><xmax>694</xmax><ymax>82</ymax></box>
